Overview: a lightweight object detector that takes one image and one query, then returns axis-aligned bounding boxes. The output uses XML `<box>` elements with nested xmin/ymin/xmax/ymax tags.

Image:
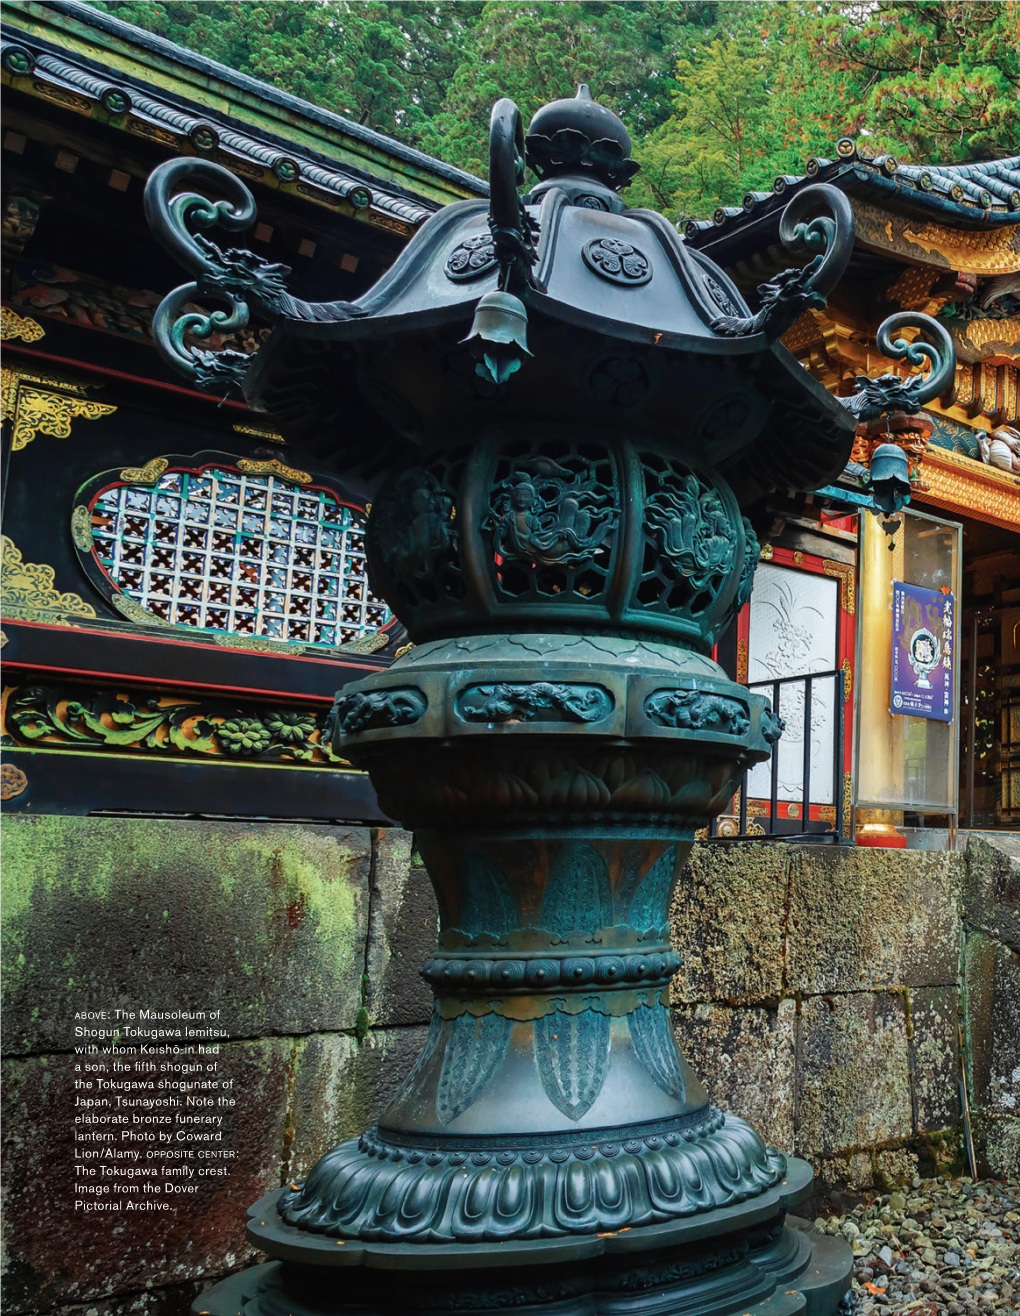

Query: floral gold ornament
<box><xmin>0</xmin><ymin>764</ymin><xmax>28</xmax><ymax>799</ymax></box>
<box><xmin>1</xmin><ymin>364</ymin><xmax>116</xmax><ymax>451</ymax></box>
<box><xmin>236</xmin><ymin>458</ymin><xmax>311</xmax><ymax>484</ymax></box>
<box><xmin>1</xmin><ymin>535</ymin><xmax>97</xmax><ymax>621</ymax></box>
<box><xmin>119</xmin><ymin>457</ymin><xmax>168</xmax><ymax>486</ymax></box>
<box><xmin>0</xmin><ymin>307</ymin><xmax>45</xmax><ymax>342</ymax></box>
<box><xmin>841</xmin><ymin>657</ymin><xmax>852</xmax><ymax>705</ymax></box>
<box><xmin>3</xmin><ymin>681</ymin><xmax>343</xmax><ymax>767</ymax></box>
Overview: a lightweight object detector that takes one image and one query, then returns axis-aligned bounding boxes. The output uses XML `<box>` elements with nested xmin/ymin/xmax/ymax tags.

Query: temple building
<box><xmin>686</xmin><ymin>145</ymin><xmax>1020</xmax><ymax>841</ymax></box>
<box><xmin>1</xmin><ymin>0</ymin><xmax>484</xmax><ymax>822</ymax></box>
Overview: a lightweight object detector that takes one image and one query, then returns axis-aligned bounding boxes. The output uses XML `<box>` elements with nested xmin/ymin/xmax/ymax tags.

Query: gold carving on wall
<box><xmin>841</xmin><ymin>657</ymin><xmax>852</xmax><ymax>706</ymax></box>
<box><xmin>336</xmin><ymin>629</ymin><xmax>389</xmax><ymax>655</ymax></box>
<box><xmin>780</xmin><ymin>312</ymin><xmax>825</xmax><ymax>354</ymax></box>
<box><xmin>843</xmin><ymin>771</ymin><xmax>853</xmax><ymax>825</ymax></box>
<box><xmin>947</xmin><ymin>316</ymin><xmax>1020</xmax><ymax>365</ymax></box>
<box><xmin>112</xmin><ymin>595</ymin><xmax>175</xmax><ymax>628</ymax></box>
<box><xmin>127</xmin><ymin>120</ymin><xmax>178</xmax><ymax>147</ymax></box>
<box><xmin>914</xmin><ymin>446</ymin><xmax>1020</xmax><ymax>531</ymax></box>
<box><xmin>70</xmin><ymin>505</ymin><xmax>93</xmax><ymax>553</ymax></box>
<box><xmin>760</xmin><ymin>543</ymin><xmax>774</xmax><ymax>561</ymax></box>
<box><xmin>1</xmin><ymin>307</ymin><xmax>45</xmax><ymax>342</ymax></box>
<box><xmin>236</xmin><ymin>458</ymin><xmax>311</xmax><ymax>485</ymax></box>
<box><xmin>34</xmin><ymin>83</ymin><xmax>92</xmax><ymax>113</ymax></box>
<box><xmin>1</xmin><ymin>365</ymin><xmax>116</xmax><ymax>451</ymax></box>
<box><xmin>883</xmin><ymin>266</ymin><xmax>941</xmax><ymax>314</ymax></box>
<box><xmin>1</xmin><ymin>535</ymin><xmax>97</xmax><ymax>620</ymax></box>
<box><xmin>736</xmin><ymin>637</ymin><xmax>748</xmax><ymax>683</ymax></box>
<box><xmin>369</xmin><ymin>214</ymin><xmax>413</xmax><ymax>237</ymax></box>
<box><xmin>120</xmin><ymin>457</ymin><xmax>169</xmax><ymax>486</ymax></box>
<box><xmin>823</xmin><ymin>560</ymin><xmax>856</xmax><ymax>615</ymax></box>
<box><xmin>213</xmin><ymin>632</ymin><xmax>297</xmax><ymax>654</ymax></box>
<box><xmin>0</xmin><ymin>764</ymin><xmax>28</xmax><ymax>800</ymax></box>
<box><xmin>853</xmin><ymin>201</ymin><xmax>1020</xmax><ymax>275</ymax></box>
<box><xmin>233</xmin><ymin>422</ymin><xmax>286</xmax><ymax>445</ymax></box>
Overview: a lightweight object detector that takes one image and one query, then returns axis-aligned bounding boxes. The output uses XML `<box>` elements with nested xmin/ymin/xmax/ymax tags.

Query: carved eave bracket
<box><xmin>833</xmin><ymin>312</ymin><xmax>955</xmax><ymax>424</ymax></box>
<box><xmin>143</xmin><ymin>159</ymin><xmax>367</xmax><ymax>396</ymax></box>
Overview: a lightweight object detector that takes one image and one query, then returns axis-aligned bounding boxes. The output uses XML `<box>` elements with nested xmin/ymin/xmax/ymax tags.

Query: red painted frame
<box><xmin>732</xmin><ymin>544</ymin><xmax>856</xmax><ymax>826</ymax></box>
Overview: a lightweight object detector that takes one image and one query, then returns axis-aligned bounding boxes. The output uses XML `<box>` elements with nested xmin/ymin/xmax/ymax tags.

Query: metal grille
<box><xmin>90</xmin><ymin>467</ymin><xmax>390</xmax><ymax>645</ymax></box>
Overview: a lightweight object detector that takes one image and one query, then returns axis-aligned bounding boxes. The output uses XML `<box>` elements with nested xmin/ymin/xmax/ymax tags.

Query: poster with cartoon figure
<box><xmin>890</xmin><ymin>581</ymin><xmax>954</xmax><ymax>721</ymax></box>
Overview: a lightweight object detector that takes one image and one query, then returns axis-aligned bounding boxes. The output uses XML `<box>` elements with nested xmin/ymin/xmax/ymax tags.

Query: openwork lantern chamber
<box><xmin>146</xmin><ymin>86</ymin><xmax>953</xmax><ymax>1316</ymax></box>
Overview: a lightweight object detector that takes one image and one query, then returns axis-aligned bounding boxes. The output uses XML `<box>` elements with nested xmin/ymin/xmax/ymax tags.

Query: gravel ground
<box><xmin>813</xmin><ymin>1175</ymin><xmax>1020</xmax><ymax>1314</ymax></box>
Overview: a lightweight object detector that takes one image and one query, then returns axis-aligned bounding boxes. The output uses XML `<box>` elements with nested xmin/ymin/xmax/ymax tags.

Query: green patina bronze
<box><xmin>145</xmin><ymin>84</ymin><xmax>954</xmax><ymax>1316</ymax></box>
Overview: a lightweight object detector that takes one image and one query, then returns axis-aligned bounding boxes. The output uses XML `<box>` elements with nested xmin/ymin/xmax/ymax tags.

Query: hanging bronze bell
<box><xmin>866</xmin><ymin>441</ymin><xmax>912</xmax><ymax>518</ymax></box>
<box><xmin>461</xmin><ymin>289</ymin><xmax>532</xmax><ymax>384</ymax></box>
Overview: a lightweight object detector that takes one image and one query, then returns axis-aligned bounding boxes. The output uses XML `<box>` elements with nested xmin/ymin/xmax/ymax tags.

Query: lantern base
<box><xmin>193</xmin><ymin>1158</ymin><xmax>851</xmax><ymax>1316</ymax></box>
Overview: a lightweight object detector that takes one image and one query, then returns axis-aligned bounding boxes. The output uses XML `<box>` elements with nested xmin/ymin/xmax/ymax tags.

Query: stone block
<box><xmin>964</xmin><ymin>931</ymin><xmax>1020</xmax><ymax>1114</ymax></box>
<box><xmin>796</xmin><ymin>993</ymin><xmax>913</xmax><ymax>1158</ymax></box>
<box><xmin>669</xmin><ymin>843</ymin><xmax>788</xmax><ymax>1005</ymax></box>
<box><xmin>787</xmin><ymin>847</ymin><xmax>962</xmax><ymax>995</ymax></box>
<box><xmin>287</xmin><ymin>1026</ymin><xmax>430</xmax><ymax>1180</ymax></box>
<box><xmin>50</xmin><ymin>1279</ymin><xmax>206</xmax><ymax>1315</ymax></box>
<box><xmin>672</xmin><ymin>1000</ymin><xmax>795</xmax><ymax>1150</ymax></box>
<box><xmin>910</xmin><ymin>989</ymin><xmax>963</xmax><ymax>1131</ymax></box>
<box><xmin>365</xmin><ymin>828</ymin><xmax>437</xmax><ymax>1028</ymax></box>
<box><xmin>909</xmin><ymin>985</ymin><xmax>961</xmax><ymax>1131</ymax></box>
<box><xmin>0</xmin><ymin>1038</ymin><xmax>291</xmax><ymax>1312</ymax></box>
<box><xmin>965</xmin><ymin>833</ymin><xmax>1020</xmax><ymax>952</ymax></box>
<box><xmin>815</xmin><ymin>1150</ymin><xmax>878</xmax><ymax>1193</ymax></box>
<box><xmin>1</xmin><ymin>816</ymin><xmax>371</xmax><ymax>1055</ymax></box>
<box><xmin>984</xmin><ymin>1117</ymin><xmax>1020</xmax><ymax>1180</ymax></box>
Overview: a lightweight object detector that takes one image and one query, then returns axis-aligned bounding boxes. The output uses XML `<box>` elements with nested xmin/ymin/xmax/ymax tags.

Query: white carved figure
<box><xmin>978</xmin><ymin>273</ymin><xmax>1020</xmax><ymax>309</ymax></box>
<box><xmin>987</xmin><ymin>425</ymin><xmax>1020</xmax><ymax>473</ymax></box>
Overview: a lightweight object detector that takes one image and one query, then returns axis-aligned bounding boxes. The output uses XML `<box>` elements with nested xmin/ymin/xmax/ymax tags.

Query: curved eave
<box><xmin>260</xmin><ymin>291</ymin><xmax>773</xmax><ymax>357</ymax></box>
<box><xmin>688</xmin><ymin>161</ymin><xmax>1020</xmax><ymax>267</ymax></box>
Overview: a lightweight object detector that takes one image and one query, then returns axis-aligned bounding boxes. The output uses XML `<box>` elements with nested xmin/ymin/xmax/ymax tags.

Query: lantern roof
<box><xmin>144</xmin><ymin>93</ymin><xmax>955</xmax><ymax>510</ymax></box>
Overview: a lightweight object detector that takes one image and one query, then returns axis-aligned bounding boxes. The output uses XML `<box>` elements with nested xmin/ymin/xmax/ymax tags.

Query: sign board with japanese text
<box><xmin>890</xmin><ymin>582</ymin><xmax>954</xmax><ymax>721</ymax></box>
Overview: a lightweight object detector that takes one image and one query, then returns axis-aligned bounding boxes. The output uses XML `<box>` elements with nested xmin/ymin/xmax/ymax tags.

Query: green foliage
<box><xmin>628</xmin><ymin>3</ymin><xmax>860</xmax><ymax>222</ymax></box>
<box><xmin>418</xmin><ymin>1</ymin><xmax>698</xmax><ymax>175</ymax></box>
<box><xmin>88</xmin><ymin>1</ymin><xmax>485</xmax><ymax>140</ymax></box>
<box><xmin>820</xmin><ymin>1</ymin><xmax>1020</xmax><ymax>161</ymax></box>
<box><xmin>87</xmin><ymin>0</ymin><xmax>1019</xmax><ymax>217</ymax></box>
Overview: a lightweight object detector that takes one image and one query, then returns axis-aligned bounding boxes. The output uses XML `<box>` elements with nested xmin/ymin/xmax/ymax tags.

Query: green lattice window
<box><xmin>86</xmin><ymin>464</ymin><xmax>390</xmax><ymax>646</ymax></box>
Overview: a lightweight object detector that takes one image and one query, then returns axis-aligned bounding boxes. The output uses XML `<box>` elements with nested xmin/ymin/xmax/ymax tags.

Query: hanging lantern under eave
<box><xmin>461</xmin><ymin>289</ymin><xmax>532</xmax><ymax>384</ymax></box>
<box><xmin>866</xmin><ymin>441</ymin><xmax>913</xmax><ymax>548</ymax></box>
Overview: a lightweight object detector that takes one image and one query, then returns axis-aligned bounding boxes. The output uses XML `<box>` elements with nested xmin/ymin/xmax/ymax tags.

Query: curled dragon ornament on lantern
<box><xmin>145</xmin><ymin>82</ymin><xmax>953</xmax><ymax>1316</ymax></box>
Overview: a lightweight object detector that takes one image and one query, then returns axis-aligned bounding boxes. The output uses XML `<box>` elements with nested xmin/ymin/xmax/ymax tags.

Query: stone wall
<box><xmin>670</xmin><ymin>842</ymin><xmax>966</xmax><ymax>1197</ymax></box>
<box><xmin>962</xmin><ymin>834</ymin><xmax>1020</xmax><ymax>1182</ymax></box>
<box><xmin>2</xmin><ymin>818</ymin><xmax>1017</xmax><ymax>1312</ymax></box>
<box><xmin>0</xmin><ymin>816</ymin><xmax>432</xmax><ymax>1316</ymax></box>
